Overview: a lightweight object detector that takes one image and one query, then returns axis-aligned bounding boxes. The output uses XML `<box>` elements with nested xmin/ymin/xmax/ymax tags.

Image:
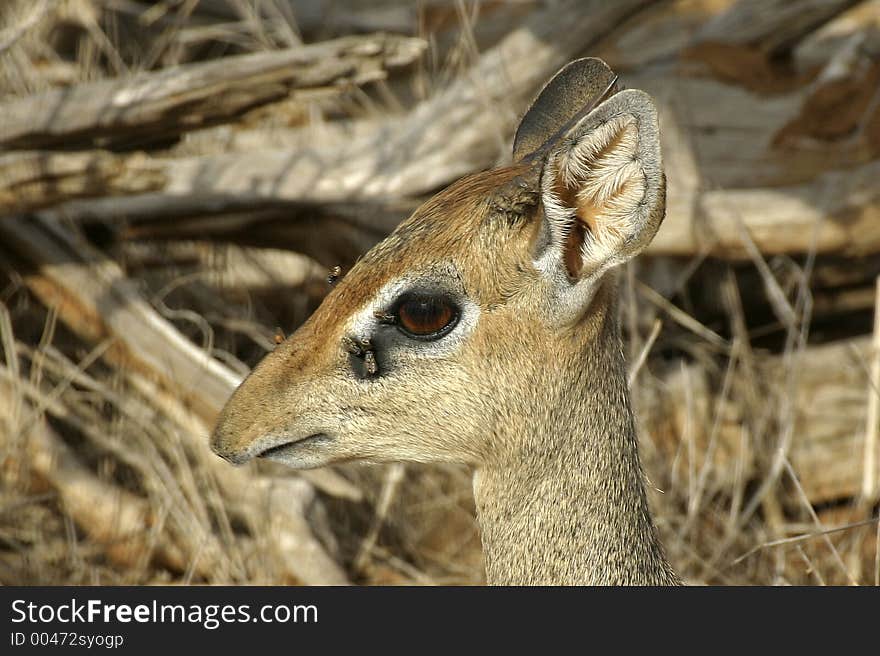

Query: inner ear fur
<box><xmin>540</xmin><ymin>88</ymin><xmax>665</xmax><ymax>280</ymax></box>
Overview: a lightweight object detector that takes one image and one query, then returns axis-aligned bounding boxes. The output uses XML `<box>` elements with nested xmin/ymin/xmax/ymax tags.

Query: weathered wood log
<box><xmin>123</xmin><ymin>242</ymin><xmax>328</xmax><ymax>292</ymax></box>
<box><xmin>170</xmin><ymin>115</ymin><xmax>382</xmax><ymax>157</ymax></box>
<box><xmin>174</xmin><ymin>0</ymin><xmax>652</xmax><ymax>204</ymax></box>
<box><xmin>97</xmin><ymin>1</ymin><xmax>655</xmax><ymax>204</ymax></box>
<box><xmin>18</xmin><ymin>0</ymin><xmax>651</xmax><ymax>254</ymax></box>
<box><xmin>778</xmin><ymin>13</ymin><xmax>880</xmax><ymax>160</ymax></box>
<box><xmin>8</xmin><ymin>0</ymin><xmax>876</xmax><ymax>266</ymax></box>
<box><xmin>46</xmin><ymin>193</ymin><xmax>475</xmax><ymax>272</ymax></box>
<box><xmin>0</xmin><ymin>150</ymin><xmax>167</xmax><ymax>215</ymax></box>
<box><xmin>646</xmin><ymin>336</ymin><xmax>877</xmax><ymax>504</ymax></box>
<box><xmin>184</xmin><ymin>0</ymin><xmax>416</xmax><ymax>36</ymax></box>
<box><xmin>0</xmin><ymin>33</ymin><xmax>425</xmax><ymax>151</ymax></box>
<box><xmin>594</xmin><ymin>0</ymin><xmax>720</xmax><ymax>71</ymax></box>
<box><xmin>0</xmin><ymin>217</ymin><xmax>356</xmax><ymax>497</ymax></box>
<box><xmin>793</xmin><ymin>0</ymin><xmax>880</xmax><ymax>72</ymax></box>
<box><xmin>2</xmin><ymin>363</ymin><xmax>354</xmax><ymax>581</ymax></box>
<box><xmin>0</xmin><ymin>216</ymin><xmax>350</xmax><ymax>584</ymax></box>
<box><xmin>36</xmin><ymin>147</ymin><xmax>880</xmax><ymax>263</ymax></box>
<box><xmin>187</xmin><ymin>0</ymin><xmax>534</xmax><ymax>44</ymax></box>
<box><xmin>1</xmin><ymin>216</ymin><xmax>240</xmax><ymax>419</ymax></box>
<box><xmin>651</xmin><ymin>159</ymin><xmax>880</xmax><ymax>259</ymax></box>
<box><xmin>684</xmin><ymin>0</ymin><xmax>861</xmax><ymax>88</ymax></box>
<box><xmin>0</xmin><ymin>374</ymin><xmax>195</xmax><ymax>574</ymax></box>
<box><xmin>124</xmin><ymin>369</ymin><xmax>355</xmax><ymax>579</ymax></box>
<box><xmin>70</xmin><ymin>195</ymin><xmax>410</xmax><ymax>267</ymax></box>
<box><xmin>16</xmin><ymin>7</ymin><xmax>872</xmax><ymax>263</ymax></box>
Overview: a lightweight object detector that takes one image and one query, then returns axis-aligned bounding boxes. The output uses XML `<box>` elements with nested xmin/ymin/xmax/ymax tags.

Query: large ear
<box><xmin>513</xmin><ymin>58</ymin><xmax>619</xmax><ymax>162</ymax></box>
<box><xmin>532</xmin><ymin>88</ymin><xmax>665</xmax><ymax>321</ymax></box>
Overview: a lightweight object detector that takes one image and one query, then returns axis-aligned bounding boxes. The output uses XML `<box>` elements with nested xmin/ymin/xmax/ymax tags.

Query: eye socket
<box><xmin>393</xmin><ymin>294</ymin><xmax>459</xmax><ymax>340</ymax></box>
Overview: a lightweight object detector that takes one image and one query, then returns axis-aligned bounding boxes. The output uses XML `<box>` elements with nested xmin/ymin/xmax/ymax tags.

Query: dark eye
<box><xmin>394</xmin><ymin>295</ymin><xmax>459</xmax><ymax>340</ymax></box>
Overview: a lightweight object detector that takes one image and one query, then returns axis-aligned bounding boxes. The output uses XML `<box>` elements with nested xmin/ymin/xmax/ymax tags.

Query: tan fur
<box><xmin>212</xmin><ymin>65</ymin><xmax>679</xmax><ymax>585</ymax></box>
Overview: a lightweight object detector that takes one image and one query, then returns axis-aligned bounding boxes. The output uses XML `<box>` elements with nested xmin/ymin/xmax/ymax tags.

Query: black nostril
<box><xmin>210</xmin><ymin>430</ymin><xmax>237</xmax><ymax>463</ymax></box>
<box><xmin>211</xmin><ymin>444</ymin><xmax>248</xmax><ymax>466</ymax></box>
<box><xmin>214</xmin><ymin>449</ymin><xmax>235</xmax><ymax>463</ymax></box>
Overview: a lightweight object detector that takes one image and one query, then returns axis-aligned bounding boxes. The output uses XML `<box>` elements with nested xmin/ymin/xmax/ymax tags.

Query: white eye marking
<box><xmin>347</xmin><ymin>276</ymin><xmax>411</xmax><ymax>335</ymax></box>
<box><xmin>345</xmin><ymin>269</ymin><xmax>478</xmax><ymax>356</ymax></box>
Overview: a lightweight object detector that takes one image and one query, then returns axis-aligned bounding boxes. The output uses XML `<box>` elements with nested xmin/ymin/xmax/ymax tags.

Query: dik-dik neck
<box><xmin>473</xmin><ymin>327</ymin><xmax>678</xmax><ymax>586</ymax></box>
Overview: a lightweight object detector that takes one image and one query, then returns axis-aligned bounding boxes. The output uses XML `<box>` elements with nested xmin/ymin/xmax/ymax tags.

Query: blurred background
<box><xmin>1</xmin><ymin>0</ymin><xmax>879</xmax><ymax>585</ymax></box>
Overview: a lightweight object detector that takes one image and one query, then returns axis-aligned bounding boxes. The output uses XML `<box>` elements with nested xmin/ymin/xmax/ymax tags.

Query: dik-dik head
<box><xmin>211</xmin><ymin>58</ymin><xmax>666</xmax><ymax>470</ymax></box>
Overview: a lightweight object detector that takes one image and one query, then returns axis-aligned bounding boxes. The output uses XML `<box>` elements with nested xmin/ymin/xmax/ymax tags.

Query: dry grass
<box><xmin>1</xmin><ymin>0</ymin><xmax>878</xmax><ymax>586</ymax></box>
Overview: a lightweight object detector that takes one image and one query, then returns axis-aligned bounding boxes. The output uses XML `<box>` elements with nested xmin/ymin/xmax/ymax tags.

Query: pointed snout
<box><xmin>210</xmin><ymin>365</ymin><xmax>338</xmax><ymax>469</ymax></box>
<box><xmin>210</xmin><ymin>431</ymin><xmax>249</xmax><ymax>465</ymax></box>
<box><xmin>210</xmin><ymin>376</ymin><xmax>275</xmax><ymax>465</ymax></box>
<box><xmin>209</xmin><ymin>322</ymin><xmax>338</xmax><ymax>466</ymax></box>
<box><xmin>211</xmin><ymin>368</ymin><xmax>312</xmax><ymax>465</ymax></box>
<box><xmin>210</xmin><ymin>336</ymin><xmax>299</xmax><ymax>464</ymax></box>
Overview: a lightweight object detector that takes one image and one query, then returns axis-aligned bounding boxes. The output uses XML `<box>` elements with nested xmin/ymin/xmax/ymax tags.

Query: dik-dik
<box><xmin>212</xmin><ymin>58</ymin><xmax>680</xmax><ymax>585</ymax></box>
